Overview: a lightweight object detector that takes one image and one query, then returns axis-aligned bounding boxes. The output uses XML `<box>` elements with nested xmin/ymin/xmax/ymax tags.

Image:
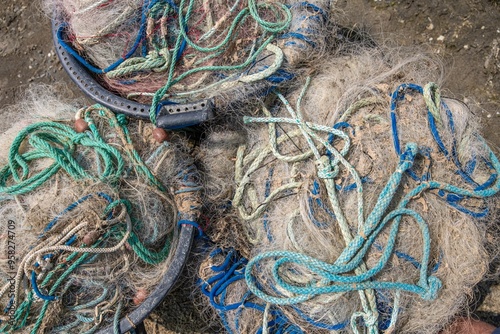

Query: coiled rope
<box><xmin>58</xmin><ymin>0</ymin><xmax>292</xmax><ymax>125</ymax></box>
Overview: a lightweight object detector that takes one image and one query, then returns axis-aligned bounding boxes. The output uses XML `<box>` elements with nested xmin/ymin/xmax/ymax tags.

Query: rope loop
<box><xmin>421</xmin><ymin>276</ymin><xmax>443</xmax><ymax>301</ymax></box>
<box><xmin>316</xmin><ymin>156</ymin><xmax>339</xmax><ymax>179</ymax></box>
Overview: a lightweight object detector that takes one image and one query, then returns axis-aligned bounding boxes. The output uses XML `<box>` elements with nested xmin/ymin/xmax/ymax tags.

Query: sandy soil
<box><xmin>1</xmin><ymin>0</ymin><xmax>499</xmax><ymax>332</ymax></box>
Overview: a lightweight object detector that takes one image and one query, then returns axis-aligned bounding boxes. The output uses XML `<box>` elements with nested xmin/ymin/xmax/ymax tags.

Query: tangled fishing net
<box><xmin>2</xmin><ymin>1</ymin><xmax>498</xmax><ymax>333</ymax></box>
<box><xmin>0</xmin><ymin>89</ymin><xmax>202</xmax><ymax>333</ymax></box>
<box><xmin>46</xmin><ymin>0</ymin><xmax>333</xmax><ymax>126</ymax></box>
<box><xmin>196</xmin><ymin>48</ymin><xmax>500</xmax><ymax>333</ymax></box>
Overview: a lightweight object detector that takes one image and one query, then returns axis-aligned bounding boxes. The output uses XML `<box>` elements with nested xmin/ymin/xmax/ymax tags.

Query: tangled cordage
<box><xmin>0</xmin><ymin>89</ymin><xmax>201</xmax><ymax>333</ymax></box>
<box><xmin>47</xmin><ymin>0</ymin><xmax>331</xmax><ymax>125</ymax></box>
<box><xmin>196</xmin><ymin>47</ymin><xmax>500</xmax><ymax>334</ymax></box>
<box><xmin>1</xmin><ymin>0</ymin><xmax>499</xmax><ymax>333</ymax></box>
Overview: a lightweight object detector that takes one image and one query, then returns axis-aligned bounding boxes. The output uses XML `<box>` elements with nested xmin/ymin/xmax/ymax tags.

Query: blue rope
<box><xmin>372</xmin><ymin>243</ymin><xmax>441</xmax><ymax>273</ymax></box>
<box><xmin>40</xmin><ymin>192</ymin><xmax>113</xmax><ymax>237</ymax></box>
<box><xmin>178</xmin><ymin>219</ymin><xmax>203</xmax><ymax>237</ymax></box>
<box><xmin>278</xmin><ymin>32</ymin><xmax>317</xmax><ymax>47</ymax></box>
<box><xmin>31</xmin><ymin>271</ymin><xmax>57</xmax><ymax>301</ymax></box>
<box><xmin>201</xmin><ymin>248</ymin><xmax>348</xmax><ymax>333</ymax></box>
<box><xmin>390</xmin><ymin>83</ymin><xmax>498</xmax><ymax>217</ymax></box>
<box><xmin>287</xmin><ymin>2</ymin><xmax>327</xmax><ymax>20</ymax></box>
<box><xmin>291</xmin><ymin>306</ymin><xmax>348</xmax><ymax>330</ymax></box>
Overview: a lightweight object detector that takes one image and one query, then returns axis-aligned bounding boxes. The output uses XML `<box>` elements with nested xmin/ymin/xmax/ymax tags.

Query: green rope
<box><xmin>126</xmin><ymin>230</ymin><xmax>171</xmax><ymax>265</ymax></box>
<box><xmin>0</xmin><ymin>105</ymin><xmax>175</xmax><ymax>333</ymax></box>
<box><xmin>30</xmin><ymin>223</ymin><xmax>126</xmax><ymax>334</ymax></box>
<box><xmin>148</xmin><ymin>0</ymin><xmax>291</xmax><ymax>124</ymax></box>
<box><xmin>0</xmin><ymin>121</ymin><xmax>123</xmax><ymax>195</ymax></box>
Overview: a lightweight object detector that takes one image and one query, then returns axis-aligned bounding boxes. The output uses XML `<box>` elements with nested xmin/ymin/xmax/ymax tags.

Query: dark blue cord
<box><xmin>178</xmin><ymin>219</ymin><xmax>203</xmax><ymax>237</ymax></box>
<box><xmin>56</xmin><ymin>0</ymin><xmax>156</xmax><ymax>74</ymax></box>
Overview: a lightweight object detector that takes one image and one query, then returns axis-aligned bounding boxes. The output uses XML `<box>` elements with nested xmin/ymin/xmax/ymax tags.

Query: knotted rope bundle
<box><xmin>0</xmin><ymin>102</ymin><xmax>201</xmax><ymax>333</ymax></box>
<box><xmin>197</xmin><ymin>51</ymin><xmax>500</xmax><ymax>333</ymax></box>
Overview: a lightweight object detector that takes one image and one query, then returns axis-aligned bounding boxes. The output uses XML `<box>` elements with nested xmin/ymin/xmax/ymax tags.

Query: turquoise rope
<box><xmin>0</xmin><ymin>105</ymin><xmax>177</xmax><ymax>332</ymax></box>
<box><xmin>241</xmin><ymin>80</ymin><xmax>500</xmax><ymax>333</ymax></box>
<box><xmin>0</xmin><ymin>122</ymin><xmax>123</xmax><ymax>195</ymax></box>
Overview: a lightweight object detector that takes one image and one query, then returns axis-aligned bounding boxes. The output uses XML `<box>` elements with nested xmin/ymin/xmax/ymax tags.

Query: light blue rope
<box><xmin>242</xmin><ymin>80</ymin><xmax>500</xmax><ymax>333</ymax></box>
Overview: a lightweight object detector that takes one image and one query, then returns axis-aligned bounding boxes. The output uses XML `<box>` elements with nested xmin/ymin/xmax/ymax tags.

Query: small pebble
<box><xmin>152</xmin><ymin>127</ymin><xmax>169</xmax><ymax>143</ymax></box>
<box><xmin>74</xmin><ymin>118</ymin><xmax>89</xmax><ymax>133</ymax></box>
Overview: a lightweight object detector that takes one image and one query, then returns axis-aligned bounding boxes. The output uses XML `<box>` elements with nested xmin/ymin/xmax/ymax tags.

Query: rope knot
<box><xmin>316</xmin><ymin>156</ymin><xmax>338</xmax><ymax>179</ymax></box>
<box><xmin>421</xmin><ymin>276</ymin><xmax>442</xmax><ymax>300</ymax></box>
<box><xmin>351</xmin><ymin>311</ymin><xmax>378</xmax><ymax>333</ymax></box>
<box><xmin>158</xmin><ymin>47</ymin><xmax>170</xmax><ymax>62</ymax></box>
<box><xmin>363</xmin><ymin>311</ymin><xmax>378</xmax><ymax>327</ymax></box>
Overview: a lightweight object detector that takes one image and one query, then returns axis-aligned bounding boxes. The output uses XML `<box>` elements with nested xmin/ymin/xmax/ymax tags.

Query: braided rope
<box><xmin>0</xmin><ymin>105</ymin><xmax>195</xmax><ymax>332</ymax></box>
<box><xmin>238</xmin><ymin>78</ymin><xmax>500</xmax><ymax>333</ymax></box>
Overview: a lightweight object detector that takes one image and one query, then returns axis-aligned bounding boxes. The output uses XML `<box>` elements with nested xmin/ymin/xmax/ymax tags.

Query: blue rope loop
<box><xmin>31</xmin><ymin>272</ymin><xmax>57</xmax><ymax>301</ymax></box>
<box><xmin>178</xmin><ymin>219</ymin><xmax>203</xmax><ymax>237</ymax></box>
<box><xmin>287</xmin><ymin>2</ymin><xmax>328</xmax><ymax>20</ymax></box>
<box><xmin>174</xmin><ymin>163</ymin><xmax>203</xmax><ymax>238</ymax></box>
<box><xmin>278</xmin><ymin>1</ymin><xmax>326</xmax><ymax>53</ymax></box>
<box><xmin>56</xmin><ymin>0</ymin><xmax>157</xmax><ymax>74</ymax></box>
<box><xmin>390</xmin><ymin>83</ymin><xmax>498</xmax><ymax>218</ymax></box>
<box><xmin>200</xmin><ymin>248</ymin><xmax>347</xmax><ymax>333</ymax></box>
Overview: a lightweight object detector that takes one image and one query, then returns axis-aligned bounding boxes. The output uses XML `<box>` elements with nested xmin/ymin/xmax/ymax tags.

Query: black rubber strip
<box><xmin>51</xmin><ymin>19</ymin><xmax>215</xmax><ymax>129</ymax></box>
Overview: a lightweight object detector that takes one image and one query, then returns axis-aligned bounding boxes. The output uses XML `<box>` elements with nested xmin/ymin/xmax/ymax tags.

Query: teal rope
<box><xmin>30</xmin><ymin>252</ymin><xmax>93</xmax><ymax>333</ymax></box>
<box><xmin>148</xmin><ymin>0</ymin><xmax>291</xmax><ymax>124</ymax></box>
<box><xmin>113</xmin><ymin>301</ymin><xmax>123</xmax><ymax>334</ymax></box>
<box><xmin>126</xmin><ymin>230</ymin><xmax>171</xmax><ymax>265</ymax></box>
<box><xmin>69</xmin><ymin>286</ymin><xmax>108</xmax><ymax>311</ymax></box>
<box><xmin>0</xmin><ymin>122</ymin><xmax>123</xmax><ymax>195</ymax></box>
<box><xmin>30</xmin><ymin>223</ymin><xmax>125</xmax><ymax>334</ymax></box>
<box><xmin>0</xmin><ymin>105</ymin><xmax>169</xmax><ymax>196</ymax></box>
<box><xmin>243</xmin><ymin>78</ymin><xmax>379</xmax><ymax>331</ymax></box>
<box><xmin>241</xmin><ymin>79</ymin><xmax>500</xmax><ymax>333</ymax></box>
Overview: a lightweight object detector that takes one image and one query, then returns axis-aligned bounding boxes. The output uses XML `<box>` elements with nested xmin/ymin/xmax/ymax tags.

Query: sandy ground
<box><xmin>1</xmin><ymin>0</ymin><xmax>500</xmax><ymax>332</ymax></box>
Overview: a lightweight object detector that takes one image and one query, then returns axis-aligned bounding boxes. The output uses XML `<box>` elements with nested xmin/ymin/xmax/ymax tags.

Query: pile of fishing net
<box><xmin>46</xmin><ymin>0</ymin><xmax>327</xmax><ymax>112</ymax></box>
<box><xmin>196</xmin><ymin>48</ymin><xmax>500</xmax><ymax>333</ymax></box>
<box><xmin>0</xmin><ymin>88</ymin><xmax>201</xmax><ymax>333</ymax></box>
<box><xmin>0</xmin><ymin>0</ymin><xmax>499</xmax><ymax>333</ymax></box>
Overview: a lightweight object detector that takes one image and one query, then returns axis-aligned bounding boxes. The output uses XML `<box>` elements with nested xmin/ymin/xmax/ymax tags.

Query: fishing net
<box><xmin>47</xmin><ymin>0</ymin><xmax>334</xmax><ymax>120</ymax></box>
<box><xmin>196</xmin><ymin>48</ymin><xmax>500</xmax><ymax>333</ymax></box>
<box><xmin>0</xmin><ymin>89</ymin><xmax>201</xmax><ymax>333</ymax></box>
